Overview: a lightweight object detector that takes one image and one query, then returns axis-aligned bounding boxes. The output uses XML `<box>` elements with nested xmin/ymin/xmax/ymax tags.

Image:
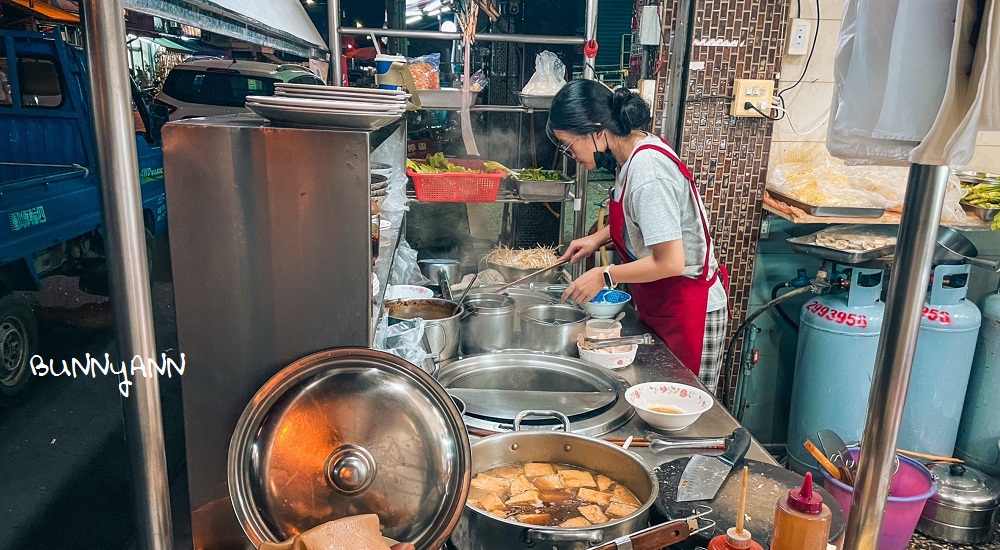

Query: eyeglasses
<box><xmin>556</xmin><ymin>135</ymin><xmax>585</xmax><ymax>160</ymax></box>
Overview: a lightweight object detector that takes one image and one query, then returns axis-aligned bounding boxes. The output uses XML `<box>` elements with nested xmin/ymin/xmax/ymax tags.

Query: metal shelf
<box><xmin>340</xmin><ymin>27</ymin><xmax>586</xmax><ymax>46</ymax></box>
<box><xmin>763</xmin><ymin>203</ymin><xmax>992</xmax><ymax>231</ymax></box>
<box><xmin>406</xmin><ymin>189</ymin><xmax>575</xmax><ymax>205</ymax></box>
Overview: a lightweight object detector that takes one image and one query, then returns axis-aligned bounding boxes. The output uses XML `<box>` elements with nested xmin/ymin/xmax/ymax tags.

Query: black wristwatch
<box><xmin>603</xmin><ymin>266</ymin><xmax>617</xmax><ymax>289</ymax></box>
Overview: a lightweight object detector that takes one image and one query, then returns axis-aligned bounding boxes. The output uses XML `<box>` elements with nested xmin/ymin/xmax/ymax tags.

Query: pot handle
<box><xmin>968</xmin><ymin>257</ymin><xmax>1000</xmax><ymax>272</ymax></box>
<box><xmin>513</xmin><ymin>410</ymin><xmax>572</xmax><ymax>433</ymax></box>
<box><xmin>424</xmin><ymin>323</ymin><xmax>448</xmax><ymax>356</ymax></box>
<box><xmin>525</xmin><ymin>528</ymin><xmax>604</xmax><ymax>544</ymax></box>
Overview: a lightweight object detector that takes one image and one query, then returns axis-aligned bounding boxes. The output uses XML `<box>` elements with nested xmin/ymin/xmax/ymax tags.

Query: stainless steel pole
<box><xmin>572</xmin><ymin>0</ymin><xmax>599</xmax><ymax>278</ymax></box>
<box><xmin>342</xmin><ymin>27</ymin><xmax>587</xmax><ymax>45</ymax></box>
<box><xmin>329</xmin><ymin>0</ymin><xmax>343</xmax><ymax>85</ymax></box>
<box><xmin>843</xmin><ymin>163</ymin><xmax>950</xmax><ymax>550</ymax></box>
<box><xmin>81</xmin><ymin>2</ymin><xmax>172</xmax><ymax>549</ymax></box>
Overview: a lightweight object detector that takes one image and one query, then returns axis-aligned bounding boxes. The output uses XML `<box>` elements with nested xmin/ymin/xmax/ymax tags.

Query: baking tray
<box><xmin>962</xmin><ymin>201</ymin><xmax>1000</xmax><ymax>221</ymax></box>
<box><xmin>954</xmin><ymin>170</ymin><xmax>1000</xmax><ymax>185</ymax></box>
<box><xmin>511</xmin><ymin>170</ymin><xmax>573</xmax><ymax>201</ymax></box>
<box><xmin>768</xmin><ymin>190</ymin><xmax>887</xmax><ymax>218</ymax></box>
<box><xmin>788</xmin><ymin>226</ymin><xmax>898</xmax><ymax>264</ymax></box>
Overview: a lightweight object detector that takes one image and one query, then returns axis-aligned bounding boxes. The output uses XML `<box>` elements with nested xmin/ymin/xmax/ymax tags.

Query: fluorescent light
<box><xmin>306</xmin><ymin>0</ymin><xmax>314</xmax><ymax>4</ymax></box>
<box><xmin>406</xmin><ymin>15</ymin><xmax>423</xmax><ymax>24</ymax></box>
<box><xmin>355</xmin><ymin>20</ymin><xmax>363</xmax><ymax>27</ymax></box>
<box><xmin>425</xmin><ymin>8</ymin><xmax>441</xmax><ymax>16</ymax></box>
<box><xmin>406</xmin><ymin>10</ymin><xmax>422</xmax><ymax>16</ymax></box>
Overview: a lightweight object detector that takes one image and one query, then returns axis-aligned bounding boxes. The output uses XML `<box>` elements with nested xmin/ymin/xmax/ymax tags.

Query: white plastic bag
<box><xmin>522</xmin><ymin>51</ymin><xmax>566</xmax><ymax>96</ymax></box>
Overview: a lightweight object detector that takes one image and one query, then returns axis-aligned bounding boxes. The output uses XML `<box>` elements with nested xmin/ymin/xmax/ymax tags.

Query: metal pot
<box><xmin>934</xmin><ymin>228</ymin><xmax>1000</xmax><ymax>271</ymax></box>
<box><xmin>488</xmin><ymin>261</ymin><xmax>564</xmax><ymax>285</ymax></box>
<box><xmin>450</xmin><ymin>411</ymin><xmax>658</xmax><ymax>550</ymax></box>
<box><xmin>461</xmin><ymin>294</ymin><xmax>515</xmax><ymax>354</ymax></box>
<box><xmin>387</xmin><ymin>298</ymin><xmax>464</xmax><ymax>361</ymax></box>
<box><xmin>519</xmin><ymin>303</ymin><xmax>590</xmax><ymax>356</ymax></box>
<box><xmin>918</xmin><ymin>463</ymin><xmax>1000</xmax><ymax>544</ymax></box>
<box><xmin>419</xmin><ymin>259</ymin><xmax>462</xmax><ymax>285</ymax></box>
<box><xmin>467</xmin><ymin>286</ymin><xmax>554</xmax><ymax>332</ymax></box>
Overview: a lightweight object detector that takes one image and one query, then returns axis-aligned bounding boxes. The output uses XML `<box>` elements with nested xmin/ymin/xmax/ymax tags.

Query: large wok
<box><xmin>935</xmin><ymin>228</ymin><xmax>1000</xmax><ymax>271</ymax></box>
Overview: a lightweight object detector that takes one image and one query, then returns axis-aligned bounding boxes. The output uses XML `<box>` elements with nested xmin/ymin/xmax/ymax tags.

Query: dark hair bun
<box><xmin>611</xmin><ymin>87</ymin><xmax>651</xmax><ymax>134</ymax></box>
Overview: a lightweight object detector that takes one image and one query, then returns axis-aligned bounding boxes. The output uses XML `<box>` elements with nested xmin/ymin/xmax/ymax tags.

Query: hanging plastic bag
<box><xmin>373</xmin><ymin>318</ymin><xmax>434</xmax><ymax>374</ymax></box>
<box><xmin>406</xmin><ymin>53</ymin><xmax>441</xmax><ymax>90</ymax></box>
<box><xmin>389</xmin><ymin>239</ymin><xmax>419</xmax><ymax>286</ymax></box>
<box><xmin>522</xmin><ymin>51</ymin><xmax>566</xmax><ymax>96</ymax></box>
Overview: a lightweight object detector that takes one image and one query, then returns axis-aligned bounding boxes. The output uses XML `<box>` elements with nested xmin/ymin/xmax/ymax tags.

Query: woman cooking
<box><xmin>548</xmin><ymin>80</ymin><xmax>729</xmax><ymax>392</ymax></box>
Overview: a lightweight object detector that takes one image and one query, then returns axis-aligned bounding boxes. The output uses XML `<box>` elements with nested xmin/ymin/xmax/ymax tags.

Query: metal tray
<box><xmin>788</xmin><ymin>233</ymin><xmax>896</xmax><ymax>264</ymax></box>
<box><xmin>516</xmin><ymin>92</ymin><xmax>554</xmax><ymax>110</ymax></box>
<box><xmin>511</xmin><ymin>170</ymin><xmax>573</xmax><ymax>201</ymax></box>
<box><xmin>768</xmin><ymin>190</ymin><xmax>887</xmax><ymax>218</ymax></box>
<box><xmin>417</xmin><ymin>88</ymin><xmax>479</xmax><ymax>109</ymax></box>
<box><xmin>962</xmin><ymin>201</ymin><xmax>1000</xmax><ymax>221</ymax></box>
<box><xmin>954</xmin><ymin>170</ymin><xmax>1000</xmax><ymax>185</ymax></box>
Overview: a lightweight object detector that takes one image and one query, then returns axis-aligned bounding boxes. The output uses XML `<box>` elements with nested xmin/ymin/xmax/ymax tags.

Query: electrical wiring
<box><xmin>777</xmin><ymin>0</ymin><xmax>820</xmax><ymax>101</ymax></box>
<box><xmin>745</xmin><ymin>102</ymin><xmax>782</xmax><ymax>121</ymax></box>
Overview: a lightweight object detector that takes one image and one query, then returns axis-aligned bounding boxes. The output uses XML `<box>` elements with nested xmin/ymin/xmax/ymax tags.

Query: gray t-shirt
<box><xmin>614</xmin><ymin>135</ymin><xmax>728</xmax><ymax>312</ymax></box>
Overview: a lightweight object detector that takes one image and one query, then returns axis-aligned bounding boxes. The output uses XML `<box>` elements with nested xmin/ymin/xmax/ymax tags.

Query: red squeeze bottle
<box><xmin>708</xmin><ymin>527</ymin><xmax>765</xmax><ymax>550</ymax></box>
<box><xmin>770</xmin><ymin>472</ymin><xmax>832</xmax><ymax>550</ymax></box>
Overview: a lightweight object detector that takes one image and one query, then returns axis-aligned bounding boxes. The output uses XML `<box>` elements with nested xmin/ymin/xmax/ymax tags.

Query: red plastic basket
<box><xmin>408</xmin><ymin>159</ymin><xmax>505</xmax><ymax>202</ymax></box>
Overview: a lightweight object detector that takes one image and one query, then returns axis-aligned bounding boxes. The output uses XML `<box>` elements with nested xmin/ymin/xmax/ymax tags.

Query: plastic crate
<box><xmin>408</xmin><ymin>159</ymin><xmax>505</xmax><ymax>202</ymax></box>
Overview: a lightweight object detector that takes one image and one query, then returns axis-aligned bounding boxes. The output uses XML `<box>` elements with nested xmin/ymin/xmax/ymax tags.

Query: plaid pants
<box><xmin>699</xmin><ymin>307</ymin><xmax>728</xmax><ymax>393</ymax></box>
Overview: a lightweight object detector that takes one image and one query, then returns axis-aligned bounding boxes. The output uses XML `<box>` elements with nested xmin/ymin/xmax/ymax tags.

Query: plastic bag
<box><xmin>465</xmin><ymin>69</ymin><xmax>489</xmax><ymax>92</ymax></box>
<box><xmin>370</xmin><ymin>121</ymin><xmax>409</xmax><ymax>214</ymax></box>
<box><xmin>522</xmin><ymin>51</ymin><xmax>566</xmax><ymax>96</ymax></box>
<box><xmin>389</xmin><ymin>238</ymin><xmax>419</xmax><ymax>286</ymax></box>
<box><xmin>406</xmin><ymin>53</ymin><xmax>440</xmax><ymax>90</ymax></box>
<box><xmin>373</xmin><ymin>318</ymin><xmax>434</xmax><ymax>374</ymax></box>
<box><xmin>768</xmin><ymin>147</ymin><xmax>967</xmax><ymax>221</ymax></box>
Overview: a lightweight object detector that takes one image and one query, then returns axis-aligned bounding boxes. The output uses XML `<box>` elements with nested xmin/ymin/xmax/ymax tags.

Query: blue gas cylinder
<box><xmin>787</xmin><ymin>268</ymin><xmax>886</xmax><ymax>475</ymax></box>
<box><xmin>898</xmin><ymin>264</ymin><xmax>982</xmax><ymax>457</ymax></box>
<box><xmin>956</xmin><ymin>286</ymin><xmax>1000</xmax><ymax>475</ymax></box>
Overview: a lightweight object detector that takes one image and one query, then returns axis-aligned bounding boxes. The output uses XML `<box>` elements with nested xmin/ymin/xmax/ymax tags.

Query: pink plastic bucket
<box><xmin>822</xmin><ymin>448</ymin><xmax>937</xmax><ymax>550</ymax></box>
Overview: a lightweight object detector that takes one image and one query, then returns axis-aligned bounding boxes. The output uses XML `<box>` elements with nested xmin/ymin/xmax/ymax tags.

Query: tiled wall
<box><xmin>653</xmin><ymin>0</ymin><xmax>789</xmax><ymax>397</ymax></box>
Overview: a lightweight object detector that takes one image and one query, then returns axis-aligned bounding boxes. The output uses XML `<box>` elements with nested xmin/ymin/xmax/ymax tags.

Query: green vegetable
<box><xmin>960</xmin><ymin>184</ymin><xmax>1000</xmax><ymax>231</ymax></box>
<box><xmin>407</xmin><ymin>153</ymin><xmax>485</xmax><ymax>174</ymax></box>
<box><xmin>516</xmin><ymin>168</ymin><xmax>564</xmax><ymax>181</ymax></box>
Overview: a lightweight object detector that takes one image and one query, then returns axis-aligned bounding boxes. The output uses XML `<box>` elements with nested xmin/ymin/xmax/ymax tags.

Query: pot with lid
<box><xmin>918</xmin><ymin>463</ymin><xmax>1000</xmax><ymax>544</ymax></box>
<box><xmin>228</xmin><ymin>348</ymin><xmax>471</xmax><ymax>549</ymax></box>
<box><xmin>450</xmin><ymin>411</ymin><xmax>658</xmax><ymax>550</ymax></box>
<box><xmin>461</xmin><ymin>293</ymin><xmax>515</xmax><ymax>354</ymax></box>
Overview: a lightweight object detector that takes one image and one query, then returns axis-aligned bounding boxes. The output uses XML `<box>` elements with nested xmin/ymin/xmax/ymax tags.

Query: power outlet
<box><xmin>730</xmin><ymin>79</ymin><xmax>775</xmax><ymax>117</ymax></box>
<box><xmin>787</xmin><ymin>18</ymin><xmax>811</xmax><ymax>56</ymax></box>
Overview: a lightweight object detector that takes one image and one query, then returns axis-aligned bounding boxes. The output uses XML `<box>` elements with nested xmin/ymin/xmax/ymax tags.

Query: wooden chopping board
<box><xmin>653</xmin><ymin>458</ymin><xmax>845</xmax><ymax>548</ymax></box>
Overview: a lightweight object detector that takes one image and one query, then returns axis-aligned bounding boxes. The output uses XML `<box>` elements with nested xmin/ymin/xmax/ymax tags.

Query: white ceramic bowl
<box><xmin>384</xmin><ymin>284</ymin><xmax>434</xmax><ymax>300</ymax></box>
<box><xmin>580</xmin><ymin>289</ymin><xmax>631</xmax><ymax>319</ymax></box>
<box><xmin>625</xmin><ymin>382</ymin><xmax>714</xmax><ymax>431</ymax></box>
<box><xmin>585</xmin><ymin>319</ymin><xmax>622</xmax><ymax>339</ymax></box>
<box><xmin>578</xmin><ymin>343</ymin><xmax>637</xmax><ymax>370</ymax></box>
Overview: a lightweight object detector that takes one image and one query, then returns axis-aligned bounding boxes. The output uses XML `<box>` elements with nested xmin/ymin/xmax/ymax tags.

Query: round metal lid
<box><xmin>927</xmin><ymin>463</ymin><xmax>1000</xmax><ymax>511</ymax></box>
<box><xmin>228</xmin><ymin>348</ymin><xmax>471</xmax><ymax>549</ymax></box>
<box><xmin>436</xmin><ymin>352</ymin><xmax>633</xmax><ymax>437</ymax></box>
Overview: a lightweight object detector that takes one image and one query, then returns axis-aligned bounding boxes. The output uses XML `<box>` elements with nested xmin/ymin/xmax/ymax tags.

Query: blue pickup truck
<box><xmin>0</xmin><ymin>30</ymin><xmax>168</xmax><ymax>398</ymax></box>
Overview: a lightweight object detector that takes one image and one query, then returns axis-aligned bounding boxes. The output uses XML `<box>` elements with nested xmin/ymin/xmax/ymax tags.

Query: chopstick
<box><xmin>897</xmin><ymin>449</ymin><xmax>964</xmax><ymax>463</ymax></box>
<box><xmin>804</xmin><ymin>439</ymin><xmax>843</xmax><ymax>481</ymax></box>
<box><xmin>496</xmin><ymin>258</ymin><xmax>570</xmax><ymax>292</ymax></box>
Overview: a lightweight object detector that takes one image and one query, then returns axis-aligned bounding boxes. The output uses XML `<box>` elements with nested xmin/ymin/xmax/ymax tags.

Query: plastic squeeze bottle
<box><xmin>708</xmin><ymin>466</ymin><xmax>764</xmax><ymax>550</ymax></box>
<box><xmin>770</xmin><ymin>472</ymin><xmax>832</xmax><ymax>550</ymax></box>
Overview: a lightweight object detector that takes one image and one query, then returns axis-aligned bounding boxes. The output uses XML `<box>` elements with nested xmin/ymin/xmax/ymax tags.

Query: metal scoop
<box><xmin>584</xmin><ymin>333</ymin><xmax>654</xmax><ymax>348</ymax></box>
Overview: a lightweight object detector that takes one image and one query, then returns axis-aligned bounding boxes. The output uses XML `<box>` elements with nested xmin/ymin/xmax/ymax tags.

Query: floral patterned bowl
<box><xmin>625</xmin><ymin>382</ymin><xmax>714</xmax><ymax>431</ymax></box>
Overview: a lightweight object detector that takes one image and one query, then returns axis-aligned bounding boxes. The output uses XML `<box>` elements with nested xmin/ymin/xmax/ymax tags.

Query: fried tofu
<box><xmin>577</xmin><ymin>488</ymin><xmax>613</xmax><ymax>506</ymax></box>
<box><xmin>510</xmin><ymin>475</ymin><xmax>535</xmax><ymax>496</ymax></box>
<box><xmin>559</xmin><ymin>469</ymin><xmax>597</xmax><ymax>488</ymax></box>
<box><xmin>492</xmin><ymin>465</ymin><xmax>523</xmax><ymax>480</ymax></box>
<box><xmin>479</xmin><ymin>492</ymin><xmax>506</xmax><ymax>512</ymax></box>
<box><xmin>597</xmin><ymin>475</ymin><xmax>614</xmax><ymax>492</ymax></box>
<box><xmin>506</xmin><ymin>490</ymin><xmax>541</xmax><ymax>506</ymax></box>
<box><xmin>560</xmin><ymin>517</ymin><xmax>592</xmax><ymax>528</ymax></box>
<box><xmin>524</xmin><ymin>463</ymin><xmax>556</xmax><ymax>477</ymax></box>
<box><xmin>472</xmin><ymin>474</ymin><xmax>510</xmax><ymax>493</ymax></box>
<box><xmin>577</xmin><ymin>505</ymin><xmax>609</xmax><ymax>524</ymax></box>
<box><xmin>515</xmin><ymin>513</ymin><xmax>553</xmax><ymax>526</ymax></box>
<box><xmin>611</xmin><ymin>485</ymin><xmax>641</xmax><ymax>506</ymax></box>
<box><xmin>605</xmin><ymin>501</ymin><xmax>640</xmax><ymax>518</ymax></box>
<box><xmin>467</xmin><ymin>499</ymin><xmax>481</xmax><ymax>510</ymax></box>
<box><xmin>531</xmin><ymin>475</ymin><xmax>564</xmax><ymax>491</ymax></box>
<box><xmin>490</xmin><ymin>509</ymin><xmax>508</xmax><ymax>519</ymax></box>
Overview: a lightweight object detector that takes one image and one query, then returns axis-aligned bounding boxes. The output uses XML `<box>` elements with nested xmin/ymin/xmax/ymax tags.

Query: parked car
<box><xmin>0</xmin><ymin>30</ymin><xmax>168</xmax><ymax>398</ymax></box>
<box><xmin>154</xmin><ymin>58</ymin><xmax>325</xmax><ymax>119</ymax></box>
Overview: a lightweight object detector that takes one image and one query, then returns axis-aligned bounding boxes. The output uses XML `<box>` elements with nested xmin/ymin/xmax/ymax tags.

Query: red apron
<box><xmin>609</xmin><ymin>140</ymin><xmax>728</xmax><ymax>376</ymax></box>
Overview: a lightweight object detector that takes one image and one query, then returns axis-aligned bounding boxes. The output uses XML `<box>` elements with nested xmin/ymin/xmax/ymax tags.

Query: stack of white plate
<box><xmin>245</xmin><ymin>84</ymin><xmax>408</xmax><ymax>130</ymax></box>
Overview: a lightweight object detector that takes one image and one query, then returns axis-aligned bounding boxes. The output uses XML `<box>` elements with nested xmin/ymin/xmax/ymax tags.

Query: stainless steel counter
<box><xmin>602</xmin><ymin>307</ymin><xmax>775</xmax><ymax>468</ymax></box>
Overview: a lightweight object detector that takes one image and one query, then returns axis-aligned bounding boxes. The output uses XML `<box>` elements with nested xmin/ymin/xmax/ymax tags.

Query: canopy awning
<box><xmin>3</xmin><ymin>0</ymin><xmax>80</xmax><ymax>23</ymax></box>
<box><xmin>150</xmin><ymin>36</ymin><xmax>195</xmax><ymax>53</ymax></box>
<box><xmin>123</xmin><ymin>0</ymin><xmax>327</xmax><ymax>59</ymax></box>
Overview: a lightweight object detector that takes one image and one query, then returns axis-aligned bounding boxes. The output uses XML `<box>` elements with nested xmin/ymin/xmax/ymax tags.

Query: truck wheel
<box><xmin>0</xmin><ymin>293</ymin><xmax>38</xmax><ymax>398</ymax></box>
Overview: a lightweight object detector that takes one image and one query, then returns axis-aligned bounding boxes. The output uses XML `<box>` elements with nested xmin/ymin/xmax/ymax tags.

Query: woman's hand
<box><xmin>560</xmin><ymin>231</ymin><xmax>606</xmax><ymax>265</ymax></box>
<box><xmin>561</xmin><ymin>267</ymin><xmax>607</xmax><ymax>305</ymax></box>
